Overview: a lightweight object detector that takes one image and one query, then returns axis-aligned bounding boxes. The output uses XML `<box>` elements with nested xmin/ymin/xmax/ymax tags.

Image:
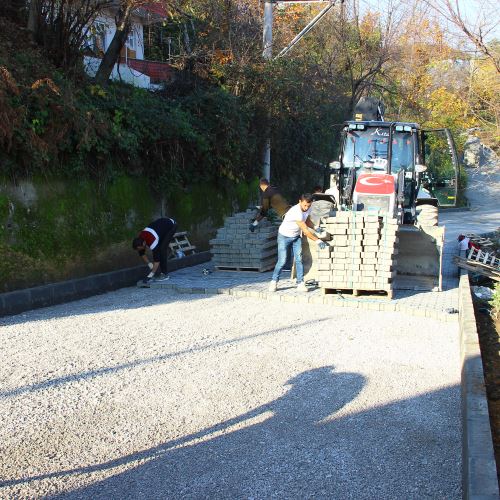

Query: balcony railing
<box><xmin>119</xmin><ymin>57</ymin><xmax>174</xmax><ymax>83</ymax></box>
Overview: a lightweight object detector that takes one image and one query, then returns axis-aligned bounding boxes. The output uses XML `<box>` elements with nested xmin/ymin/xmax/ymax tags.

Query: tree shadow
<box><xmin>2</xmin><ymin>367</ymin><xmax>462</xmax><ymax>499</ymax></box>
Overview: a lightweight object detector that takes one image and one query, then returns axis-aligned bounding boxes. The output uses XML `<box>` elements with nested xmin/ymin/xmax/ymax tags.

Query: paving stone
<box><xmin>148</xmin><ymin>211</ymin><xmax>468</xmax><ymax>324</ymax></box>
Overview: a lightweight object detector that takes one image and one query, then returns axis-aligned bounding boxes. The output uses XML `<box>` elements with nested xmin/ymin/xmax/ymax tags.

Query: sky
<box><xmin>360</xmin><ymin>0</ymin><xmax>499</xmax><ymax>41</ymax></box>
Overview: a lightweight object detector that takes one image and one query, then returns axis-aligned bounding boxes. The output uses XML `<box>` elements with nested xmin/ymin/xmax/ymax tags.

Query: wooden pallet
<box><xmin>467</xmin><ymin>247</ymin><xmax>500</xmax><ymax>267</ymax></box>
<box><xmin>464</xmin><ymin>233</ymin><xmax>496</xmax><ymax>249</ymax></box>
<box><xmin>215</xmin><ymin>264</ymin><xmax>275</xmax><ymax>273</ymax></box>
<box><xmin>168</xmin><ymin>231</ymin><xmax>196</xmax><ymax>259</ymax></box>
<box><xmin>322</xmin><ymin>287</ymin><xmax>393</xmax><ymax>300</ymax></box>
<box><xmin>454</xmin><ymin>255</ymin><xmax>500</xmax><ymax>281</ymax></box>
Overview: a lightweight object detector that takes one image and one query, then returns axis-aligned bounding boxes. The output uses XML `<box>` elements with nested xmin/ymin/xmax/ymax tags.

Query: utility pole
<box><xmin>262</xmin><ymin>1</ymin><xmax>273</xmax><ymax>181</ymax></box>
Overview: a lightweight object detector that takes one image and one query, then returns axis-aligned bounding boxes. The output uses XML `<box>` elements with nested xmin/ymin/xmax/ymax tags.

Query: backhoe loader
<box><xmin>317</xmin><ymin>97</ymin><xmax>460</xmax><ymax>291</ymax></box>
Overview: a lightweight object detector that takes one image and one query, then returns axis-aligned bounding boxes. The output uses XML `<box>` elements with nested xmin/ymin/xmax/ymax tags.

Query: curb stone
<box><xmin>459</xmin><ymin>270</ymin><xmax>499</xmax><ymax>499</ymax></box>
<box><xmin>0</xmin><ymin>251</ymin><xmax>211</xmax><ymax>318</ymax></box>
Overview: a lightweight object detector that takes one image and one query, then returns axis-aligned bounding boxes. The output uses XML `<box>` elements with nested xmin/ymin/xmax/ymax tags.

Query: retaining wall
<box><xmin>0</xmin><ymin>251</ymin><xmax>211</xmax><ymax>317</ymax></box>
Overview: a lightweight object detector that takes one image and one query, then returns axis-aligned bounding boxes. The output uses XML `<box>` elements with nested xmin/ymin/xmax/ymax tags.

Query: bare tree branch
<box><xmin>421</xmin><ymin>0</ymin><xmax>500</xmax><ymax>72</ymax></box>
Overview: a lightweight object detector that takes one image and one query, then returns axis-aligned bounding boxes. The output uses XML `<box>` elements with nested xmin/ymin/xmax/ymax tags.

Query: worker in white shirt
<box><xmin>268</xmin><ymin>193</ymin><xmax>326</xmax><ymax>293</ymax></box>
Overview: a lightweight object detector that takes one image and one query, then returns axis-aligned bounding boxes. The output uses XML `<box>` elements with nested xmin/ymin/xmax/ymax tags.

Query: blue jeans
<box><xmin>272</xmin><ymin>233</ymin><xmax>303</xmax><ymax>283</ymax></box>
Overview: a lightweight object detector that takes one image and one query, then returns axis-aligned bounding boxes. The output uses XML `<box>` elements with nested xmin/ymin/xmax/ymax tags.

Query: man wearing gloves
<box><xmin>249</xmin><ymin>178</ymin><xmax>290</xmax><ymax>232</ymax></box>
<box><xmin>132</xmin><ymin>217</ymin><xmax>177</xmax><ymax>284</ymax></box>
<box><xmin>269</xmin><ymin>193</ymin><xmax>326</xmax><ymax>293</ymax></box>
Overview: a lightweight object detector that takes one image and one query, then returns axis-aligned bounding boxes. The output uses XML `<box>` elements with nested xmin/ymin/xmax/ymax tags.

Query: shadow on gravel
<box><xmin>0</xmin><ymin>319</ymin><xmax>330</xmax><ymax>400</ymax></box>
<box><xmin>2</xmin><ymin>368</ymin><xmax>461</xmax><ymax>499</ymax></box>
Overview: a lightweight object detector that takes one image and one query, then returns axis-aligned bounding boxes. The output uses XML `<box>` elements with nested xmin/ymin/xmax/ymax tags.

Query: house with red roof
<box><xmin>84</xmin><ymin>2</ymin><xmax>174</xmax><ymax>89</ymax></box>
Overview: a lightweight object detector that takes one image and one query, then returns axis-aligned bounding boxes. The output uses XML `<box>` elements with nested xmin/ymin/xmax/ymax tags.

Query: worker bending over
<box><xmin>249</xmin><ymin>178</ymin><xmax>290</xmax><ymax>232</ymax></box>
<box><xmin>310</xmin><ymin>185</ymin><xmax>335</xmax><ymax>226</ymax></box>
<box><xmin>132</xmin><ymin>217</ymin><xmax>177</xmax><ymax>284</ymax></box>
<box><xmin>269</xmin><ymin>193</ymin><xmax>326</xmax><ymax>293</ymax></box>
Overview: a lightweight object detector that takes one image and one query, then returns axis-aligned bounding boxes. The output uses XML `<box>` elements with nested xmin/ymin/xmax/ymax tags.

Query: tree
<box><xmin>422</xmin><ymin>0</ymin><xmax>500</xmax><ymax>73</ymax></box>
<box><xmin>94</xmin><ymin>0</ymin><xmax>187</xmax><ymax>85</ymax></box>
<box><xmin>94</xmin><ymin>0</ymin><xmax>138</xmax><ymax>84</ymax></box>
<box><xmin>310</xmin><ymin>1</ymin><xmax>403</xmax><ymax>113</ymax></box>
<box><xmin>26</xmin><ymin>0</ymin><xmax>113</xmax><ymax>71</ymax></box>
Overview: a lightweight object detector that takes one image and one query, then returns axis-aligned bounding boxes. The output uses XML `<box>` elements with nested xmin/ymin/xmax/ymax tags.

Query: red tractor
<box><xmin>326</xmin><ymin>97</ymin><xmax>460</xmax><ymax>290</ymax></box>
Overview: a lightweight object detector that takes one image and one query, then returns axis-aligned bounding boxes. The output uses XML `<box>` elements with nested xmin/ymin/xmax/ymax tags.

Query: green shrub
<box><xmin>491</xmin><ymin>282</ymin><xmax>500</xmax><ymax>320</ymax></box>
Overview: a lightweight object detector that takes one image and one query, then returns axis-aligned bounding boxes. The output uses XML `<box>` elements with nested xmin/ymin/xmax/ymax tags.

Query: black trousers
<box><xmin>159</xmin><ymin>224</ymin><xmax>177</xmax><ymax>274</ymax></box>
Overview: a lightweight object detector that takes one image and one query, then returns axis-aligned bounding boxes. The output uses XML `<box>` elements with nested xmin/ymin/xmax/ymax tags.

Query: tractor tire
<box><xmin>416</xmin><ymin>204</ymin><xmax>439</xmax><ymax>227</ymax></box>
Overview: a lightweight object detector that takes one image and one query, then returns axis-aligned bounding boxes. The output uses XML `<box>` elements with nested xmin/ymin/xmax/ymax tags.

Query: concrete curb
<box><xmin>459</xmin><ymin>270</ymin><xmax>499</xmax><ymax>499</ymax></box>
<box><xmin>0</xmin><ymin>251</ymin><xmax>211</xmax><ymax>318</ymax></box>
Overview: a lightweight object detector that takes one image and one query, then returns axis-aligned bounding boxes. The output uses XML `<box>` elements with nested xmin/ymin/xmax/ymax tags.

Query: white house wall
<box><xmin>83</xmin><ymin>56</ymin><xmax>152</xmax><ymax>88</ymax></box>
<box><xmin>84</xmin><ymin>11</ymin><xmax>151</xmax><ymax>88</ymax></box>
<box><xmin>93</xmin><ymin>12</ymin><xmax>145</xmax><ymax>60</ymax></box>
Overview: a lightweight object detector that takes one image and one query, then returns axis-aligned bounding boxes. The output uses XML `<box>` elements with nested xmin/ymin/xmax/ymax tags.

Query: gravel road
<box><xmin>0</xmin><ymin>287</ymin><xmax>461</xmax><ymax>499</ymax></box>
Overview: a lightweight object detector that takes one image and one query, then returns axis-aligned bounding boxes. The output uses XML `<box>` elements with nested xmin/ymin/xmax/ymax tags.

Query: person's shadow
<box><xmin>52</xmin><ymin>366</ymin><xmax>366</xmax><ymax>499</ymax></box>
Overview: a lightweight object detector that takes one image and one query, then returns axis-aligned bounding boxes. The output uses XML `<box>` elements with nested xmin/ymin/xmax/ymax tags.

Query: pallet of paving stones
<box><xmin>215</xmin><ymin>262</ymin><xmax>276</xmax><ymax>272</ymax></box>
<box><xmin>210</xmin><ymin>209</ymin><xmax>279</xmax><ymax>272</ymax></box>
<box><xmin>316</xmin><ymin>211</ymin><xmax>398</xmax><ymax>298</ymax></box>
<box><xmin>321</xmin><ymin>285</ymin><xmax>394</xmax><ymax>300</ymax></box>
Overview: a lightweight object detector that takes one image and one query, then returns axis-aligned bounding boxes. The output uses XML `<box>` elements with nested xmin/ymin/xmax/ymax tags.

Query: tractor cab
<box><xmin>331</xmin><ymin>119</ymin><xmax>459</xmax><ymax>223</ymax></box>
<box><xmin>325</xmin><ymin>99</ymin><xmax>461</xmax><ymax>291</ymax></box>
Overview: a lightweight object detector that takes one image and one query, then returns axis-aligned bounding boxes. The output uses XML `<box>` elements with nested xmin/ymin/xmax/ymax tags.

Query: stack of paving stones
<box><xmin>316</xmin><ymin>211</ymin><xmax>398</xmax><ymax>298</ymax></box>
<box><xmin>210</xmin><ymin>210</ymin><xmax>279</xmax><ymax>271</ymax></box>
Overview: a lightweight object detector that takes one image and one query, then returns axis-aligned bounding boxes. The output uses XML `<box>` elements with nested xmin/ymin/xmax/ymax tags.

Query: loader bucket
<box><xmin>393</xmin><ymin>225</ymin><xmax>445</xmax><ymax>291</ymax></box>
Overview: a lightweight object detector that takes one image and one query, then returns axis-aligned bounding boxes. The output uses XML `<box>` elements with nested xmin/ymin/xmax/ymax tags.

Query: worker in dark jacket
<box><xmin>132</xmin><ymin>217</ymin><xmax>177</xmax><ymax>283</ymax></box>
<box><xmin>249</xmin><ymin>178</ymin><xmax>290</xmax><ymax>232</ymax></box>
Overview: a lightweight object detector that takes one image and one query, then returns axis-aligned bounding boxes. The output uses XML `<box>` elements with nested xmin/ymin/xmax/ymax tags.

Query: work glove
<box><xmin>315</xmin><ymin>226</ymin><xmax>326</xmax><ymax>238</ymax></box>
<box><xmin>249</xmin><ymin>219</ymin><xmax>259</xmax><ymax>232</ymax></box>
<box><xmin>316</xmin><ymin>240</ymin><xmax>327</xmax><ymax>250</ymax></box>
<box><xmin>147</xmin><ymin>262</ymin><xmax>154</xmax><ymax>270</ymax></box>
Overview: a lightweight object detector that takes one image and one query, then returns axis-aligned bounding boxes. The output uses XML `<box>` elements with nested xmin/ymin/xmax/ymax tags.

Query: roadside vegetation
<box><xmin>0</xmin><ymin>0</ymin><xmax>498</xmax><ymax>290</ymax></box>
<box><xmin>1</xmin><ymin>0</ymin><xmax>498</xmax><ymax>188</ymax></box>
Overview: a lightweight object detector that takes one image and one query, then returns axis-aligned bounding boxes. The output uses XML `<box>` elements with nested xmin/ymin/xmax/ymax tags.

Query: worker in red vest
<box><xmin>132</xmin><ymin>217</ymin><xmax>177</xmax><ymax>283</ymax></box>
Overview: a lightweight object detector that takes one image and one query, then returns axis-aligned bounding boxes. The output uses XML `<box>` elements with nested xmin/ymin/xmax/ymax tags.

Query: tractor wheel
<box><xmin>416</xmin><ymin>203</ymin><xmax>439</xmax><ymax>226</ymax></box>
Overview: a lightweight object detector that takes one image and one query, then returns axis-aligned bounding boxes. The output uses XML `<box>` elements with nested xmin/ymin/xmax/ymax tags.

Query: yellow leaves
<box><xmin>274</xmin><ymin>3</ymin><xmax>322</xmax><ymax>35</ymax></box>
<box><xmin>359</xmin><ymin>12</ymin><xmax>380</xmax><ymax>39</ymax></box>
<box><xmin>89</xmin><ymin>84</ymin><xmax>107</xmax><ymax>98</ymax></box>
<box><xmin>471</xmin><ymin>58</ymin><xmax>500</xmax><ymax>102</ymax></box>
<box><xmin>214</xmin><ymin>49</ymin><xmax>233</xmax><ymax>65</ymax></box>
<box><xmin>31</xmin><ymin>78</ymin><xmax>61</xmax><ymax>95</ymax></box>
<box><xmin>426</xmin><ymin>87</ymin><xmax>476</xmax><ymax>130</ymax></box>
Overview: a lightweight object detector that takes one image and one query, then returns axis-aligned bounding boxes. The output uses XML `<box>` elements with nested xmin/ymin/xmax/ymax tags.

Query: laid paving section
<box><xmin>149</xmin><ymin>262</ymin><xmax>460</xmax><ymax>321</ymax></box>
<box><xmin>149</xmin><ymin>204</ymin><xmax>498</xmax><ymax>324</ymax></box>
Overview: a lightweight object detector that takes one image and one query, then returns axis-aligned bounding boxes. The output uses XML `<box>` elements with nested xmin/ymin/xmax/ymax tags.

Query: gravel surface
<box><xmin>0</xmin><ymin>288</ymin><xmax>461</xmax><ymax>499</ymax></box>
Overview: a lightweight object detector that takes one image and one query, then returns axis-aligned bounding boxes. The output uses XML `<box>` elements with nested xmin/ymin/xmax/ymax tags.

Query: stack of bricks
<box><xmin>316</xmin><ymin>211</ymin><xmax>398</xmax><ymax>296</ymax></box>
<box><xmin>210</xmin><ymin>209</ymin><xmax>279</xmax><ymax>271</ymax></box>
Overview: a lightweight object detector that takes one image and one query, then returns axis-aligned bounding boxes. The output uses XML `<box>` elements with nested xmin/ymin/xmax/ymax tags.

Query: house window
<box><xmin>127</xmin><ymin>31</ymin><xmax>137</xmax><ymax>51</ymax></box>
<box><xmin>86</xmin><ymin>22</ymin><xmax>106</xmax><ymax>56</ymax></box>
